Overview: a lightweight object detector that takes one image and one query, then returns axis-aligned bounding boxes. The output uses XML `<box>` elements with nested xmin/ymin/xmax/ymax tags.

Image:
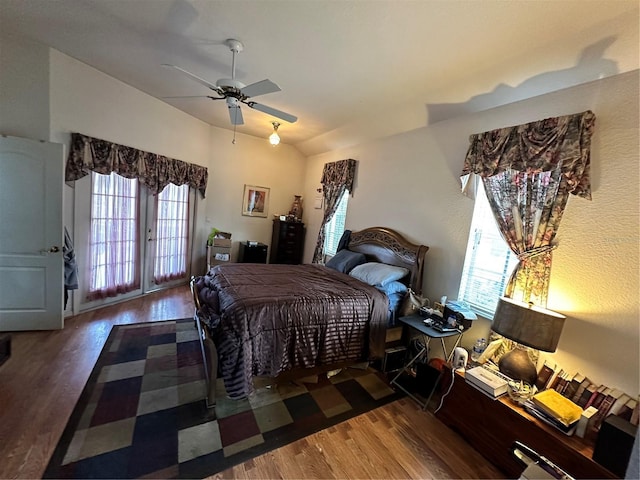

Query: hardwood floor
<box><xmin>0</xmin><ymin>286</ymin><xmax>506</xmax><ymax>479</ymax></box>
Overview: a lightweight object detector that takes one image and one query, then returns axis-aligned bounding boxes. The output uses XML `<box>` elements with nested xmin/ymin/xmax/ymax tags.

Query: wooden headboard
<box><xmin>346</xmin><ymin>227</ymin><xmax>428</xmax><ymax>293</ymax></box>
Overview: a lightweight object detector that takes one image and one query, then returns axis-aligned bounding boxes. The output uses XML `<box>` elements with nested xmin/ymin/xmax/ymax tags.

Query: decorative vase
<box><xmin>289</xmin><ymin>195</ymin><xmax>303</xmax><ymax>220</ymax></box>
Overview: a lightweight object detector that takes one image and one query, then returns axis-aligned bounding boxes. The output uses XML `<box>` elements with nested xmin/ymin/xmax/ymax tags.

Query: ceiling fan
<box><xmin>163</xmin><ymin>39</ymin><xmax>297</xmax><ymax>126</ymax></box>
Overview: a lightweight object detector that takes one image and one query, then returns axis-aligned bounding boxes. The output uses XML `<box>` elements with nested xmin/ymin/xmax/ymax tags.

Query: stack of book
<box><xmin>534</xmin><ymin>360</ymin><xmax>639</xmax><ymax>436</ymax></box>
<box><xmin>523</xmin><ymin>389</ymin><xmax>583</xmax><ymax>436</ymax></box>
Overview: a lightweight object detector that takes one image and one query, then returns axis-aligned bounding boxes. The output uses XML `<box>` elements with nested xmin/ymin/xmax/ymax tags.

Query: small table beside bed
<box><xmin>191</xmin><ymin>226</ymin><xmax>428</xmax><ymax>412</ymax></box>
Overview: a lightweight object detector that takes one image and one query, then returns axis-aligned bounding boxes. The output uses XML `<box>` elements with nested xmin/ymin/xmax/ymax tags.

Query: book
<box><xmin>563</xmin><ymin>372</ymin><xmax>583</xmax><ymax>400</ymax></box>
<box><xmin>608</xmin><ymin>393</ymin><xmax>631</xmax><ymax>417</ymax></box>
<box><xmin>532</xmin><ymin>389</ymin><xmax>583</xmax><ymax>427</ymax></box>
<box><xmin>554</xmin><ymin>371</ymin><xmax>570</xmax><ymax>394</ymax></box>
<box><xmin>578</xmin><ymin>383</ymin><xmax>598</xmax><ymax>408</ymax></box>
<box><xmin>524</xmin><ymin>400</ymin><xmax>578</xmax><ymax>435</ymax></box>
<box><xmin>575</xmin><ymin>405</ymin><xmax>598</xmax><ymax>438</ymax></box>
<box><xmin>570</xmin><ymin>375</ymin><xmax>590</xmax><ymax>404</ymax></box>
<box><xmin>583</xmin><ymin>385</ymin><xmax>606</xmax><ymax>408</ymax></box>
<box><xmin>553</xmin><ymin>370</ymin><xmax>570</xmax><ymax>393</ymax></box>
<box><xmin>592</xmin><ymin>386</ymin><xmax>612</xmax><ymax>412</ymax></box>
<box><xmin>616</xmin><ymin>397</ymin><xmax>638</xmax><ymax>422</ymax></box>
<box><xmin>592</xmin><ymin>388</ymin><xmax>622</xmax><ymax>430</ymax></box>
<box><xmin>630</xmin><ymin>399</ymin><xmax>639</xmax><ymax>426</ymax></box>
<box><xmin>535</xmin><ymin>360</ymin><xmax>556</xmax><ymax>390</ymax></box>
<box><xmin>547</xmin><ymin>368</ymin><xmax>565</xmax><ymax>391</ymax></box>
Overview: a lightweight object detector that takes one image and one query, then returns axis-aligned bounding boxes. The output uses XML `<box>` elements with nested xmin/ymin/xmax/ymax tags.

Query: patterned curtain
<box><xmin>65</xmin><ymin>133</ymin><xmax>208</xmax><ymax>197</ymax></box>
<box><xmin>461</xmin><ymin>110</ymin><xmax>596</xmax><ymax>306</ymax></box>
<box><xmin>312</xmin><ymin>159</ymin><xmax>357</xmax><ymax>264</ymax></box>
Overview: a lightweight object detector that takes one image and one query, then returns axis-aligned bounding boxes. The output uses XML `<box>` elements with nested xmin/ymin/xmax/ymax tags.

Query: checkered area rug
<box><xmin>44</xmin><ymin>319</ymin><xmax>402</xmax><ymax>479</ymax></box>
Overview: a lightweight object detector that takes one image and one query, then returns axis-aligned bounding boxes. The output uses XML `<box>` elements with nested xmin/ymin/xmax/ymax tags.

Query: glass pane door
<box><xmin>145</xmin><ymin>183</ymin><xmax>194</xmax><ymax>291</ymax></box>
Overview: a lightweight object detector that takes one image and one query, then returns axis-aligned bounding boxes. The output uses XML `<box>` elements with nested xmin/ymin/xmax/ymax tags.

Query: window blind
<box><xmin>323</xmin><ymin>190</ymin><xmax>349</xmax><ymax>256</ymax></box>
<box><xmin>458</xmin><ymin>181</ymin><xmax>518</xmax><ymax>319</ymax></box>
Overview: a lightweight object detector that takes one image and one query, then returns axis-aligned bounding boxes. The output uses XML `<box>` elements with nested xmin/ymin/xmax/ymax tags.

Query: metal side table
<box><xmin>390</xmin><ymin>314</ymin><xmax>464</xmax><ymax>410</ymax></box>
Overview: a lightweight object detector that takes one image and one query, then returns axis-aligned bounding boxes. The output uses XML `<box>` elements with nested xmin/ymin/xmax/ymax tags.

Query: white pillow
<box><xmin>349</xmin><ymin>262</ymin><xmax>409</xmax><ymax>287</ymax></box>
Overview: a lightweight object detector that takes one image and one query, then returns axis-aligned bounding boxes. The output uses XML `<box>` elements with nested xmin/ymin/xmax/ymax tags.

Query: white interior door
<box><xmin>0</xmin><ymin>136</ymin><xmax>64</xmax><ymax>330</ymax></box>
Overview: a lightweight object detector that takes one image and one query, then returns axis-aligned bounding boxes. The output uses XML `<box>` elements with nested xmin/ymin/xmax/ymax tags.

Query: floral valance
<box><xmin>461</xmin><ymin>110</ymin><xmax>595</xmax><ymax>200</ymax></box>
<box><xmin>320</xmin><ymin>158</ymin><xmax>357</xmax><ymax>192</ymax></box>
<box><xmin>65</xmin><ymin>133</ymin><xmax>208</xmax><ymax>197</ymax></box>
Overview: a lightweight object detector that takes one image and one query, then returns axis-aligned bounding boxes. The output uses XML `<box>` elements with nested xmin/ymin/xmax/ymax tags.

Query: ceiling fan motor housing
<box><xmin>216</xmin><ymin>78</ymin><xmax>245</xmax><ymax>90</ymax></box>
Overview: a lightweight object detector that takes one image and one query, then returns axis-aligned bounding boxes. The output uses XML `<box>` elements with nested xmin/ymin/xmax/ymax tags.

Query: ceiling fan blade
<box><xmin>246</xmin><ymin>102</ymin><xmax>298</xmax><ymax>123</ymax></box>
<box><xmin>162</xmin><ymin>64</ymin><xmax>223</xmax><ymax>94</ymax></box>
<box><xmin>162</xmin><ymin>95</ymin><xmax>224</xmax><ymax>100</ymax></box>
<box><xmin>241</xmin><ymin>79</ymin><xmax>281</xmax><ymax>98</ymax></box>
<box><xmin>228</xmin><ymin>105</ymin><xmax>244</xmax><ymax>125</ymax></box>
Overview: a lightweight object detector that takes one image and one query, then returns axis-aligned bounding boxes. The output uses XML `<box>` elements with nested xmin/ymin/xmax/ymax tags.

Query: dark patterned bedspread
<box><xmin>195</xmin><ymin>263</ymin><xmax>388</xmax><ymax>398</ymax></box>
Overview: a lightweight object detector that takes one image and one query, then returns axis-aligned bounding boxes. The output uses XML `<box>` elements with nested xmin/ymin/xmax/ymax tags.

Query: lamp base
<box><xmin>498</xmin><ymin>346</ymin><xmax>537</xmax><ymax>385</ymax></box>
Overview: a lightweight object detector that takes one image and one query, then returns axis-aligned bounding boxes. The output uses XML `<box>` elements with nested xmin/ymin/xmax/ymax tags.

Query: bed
<box><xmin>191</xmin><ymin>226</ymin><xmax>428</xmax><ymax>410</ymax></box>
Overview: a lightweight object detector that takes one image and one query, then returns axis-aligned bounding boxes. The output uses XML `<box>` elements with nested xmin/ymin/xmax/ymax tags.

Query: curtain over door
<box><xmin>76</xmin><ymin>173</ymin><xmax>194</xmax><ymax>311</ymax></box>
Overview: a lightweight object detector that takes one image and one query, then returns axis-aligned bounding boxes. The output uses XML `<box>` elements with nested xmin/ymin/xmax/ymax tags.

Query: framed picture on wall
<box><xmin>242</xmin><ymin>184</ymin><xmax>270</xmax><ymax>217</ymax></box>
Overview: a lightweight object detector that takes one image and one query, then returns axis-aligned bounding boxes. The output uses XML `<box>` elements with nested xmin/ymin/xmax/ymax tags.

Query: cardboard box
<box><xmin>213</xmin><ymin>237</ymin><xmax>232</xmax><ymax>248</ymax></box>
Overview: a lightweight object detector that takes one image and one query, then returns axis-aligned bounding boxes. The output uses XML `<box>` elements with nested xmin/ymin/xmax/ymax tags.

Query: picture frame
<box><xmin>242</xmin><ymin>184</ymin><xmax>270</xmax><ymax>217</ymax></box>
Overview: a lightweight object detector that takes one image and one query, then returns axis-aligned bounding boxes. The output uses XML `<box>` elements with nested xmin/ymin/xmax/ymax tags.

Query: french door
<box><xmin>76</xmin><ymin>172</ymin><xmax>194</xmax><ymax>311</ymax></box>
<box><xmin>144</xmin><ymin>182</ymin><xmax>194</xmax><ymax>292</ymax></box>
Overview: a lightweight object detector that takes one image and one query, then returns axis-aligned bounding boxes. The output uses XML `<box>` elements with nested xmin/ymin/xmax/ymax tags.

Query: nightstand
<box><xmin>238</xmin><ymin>242</ymin><xmax>268</xmax><ymax>263</ymax></box>
<box><xmin>390</xmin><ymin>314</ymin><xmax>465</xmax><ymax>410</ymax></box>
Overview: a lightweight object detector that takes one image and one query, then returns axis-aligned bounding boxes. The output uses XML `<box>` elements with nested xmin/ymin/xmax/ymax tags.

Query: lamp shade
<box><xmin>492</xmin><ymin>297</ymin><xmax>566</xmax><ymax>352</ymax></box>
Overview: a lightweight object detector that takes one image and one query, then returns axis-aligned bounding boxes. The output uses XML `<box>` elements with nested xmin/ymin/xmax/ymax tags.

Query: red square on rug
<box><xmin>218</xmin><ymin>409</ymin><xmax>260</xmax><ymax>446</ymax></box>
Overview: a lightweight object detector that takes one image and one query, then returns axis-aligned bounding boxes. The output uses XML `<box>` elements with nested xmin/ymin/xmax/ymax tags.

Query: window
<box><xmin>323</xmin><ymin>190</ymin><xmax>349</xmax><ymax>256</ymax></box>
<box><xmin>88</xmin><ymin>172</ymin><xmax>140</xmax><ymax>300</ymax></box>
<box><xmin>458</xmin><ymin>180</ymin><xmax>518</xmax><ymax>319</ymax></box>
<box><xmin>153</xmin><ymin>183</ymin><xmax>190</xmax><ymax>284</ymax></box>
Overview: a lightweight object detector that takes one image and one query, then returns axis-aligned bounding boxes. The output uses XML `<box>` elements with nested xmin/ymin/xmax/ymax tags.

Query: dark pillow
<box><xmin>325</xmin><ymin>249</ymin><xmax>367</xmax><ymax>273</ymax></box>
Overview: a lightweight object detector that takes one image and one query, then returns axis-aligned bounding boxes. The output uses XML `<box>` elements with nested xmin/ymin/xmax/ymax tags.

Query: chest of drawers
<box><xmin>270</xmin><ymin>220</ymin><xmax>305</xmax><ymax>264</ymax></box>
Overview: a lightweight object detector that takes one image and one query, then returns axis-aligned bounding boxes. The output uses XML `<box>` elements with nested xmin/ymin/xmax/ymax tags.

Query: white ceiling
<box><xmin>1</xmin><ymin>0</ymin><xmax>638</xmax><ymax>155</ymax></box>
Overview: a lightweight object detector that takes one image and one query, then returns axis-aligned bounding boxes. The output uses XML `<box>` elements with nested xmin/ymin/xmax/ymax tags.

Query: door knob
<box><xmin>49</xmin><ymin>246</ymin><xmax>60</xmax><ymax>253</ymax></box>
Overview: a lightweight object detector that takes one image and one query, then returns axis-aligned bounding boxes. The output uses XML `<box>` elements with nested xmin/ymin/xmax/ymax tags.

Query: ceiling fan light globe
<box><xmin>269</xmin><ymin>132</ymin><xmax>280</xmax><ymax>146</ymax></box>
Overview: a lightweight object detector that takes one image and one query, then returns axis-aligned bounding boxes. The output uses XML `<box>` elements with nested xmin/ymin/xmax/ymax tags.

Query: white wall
<box><xmin>202</xmin><ymin>130</ymin><xmax>306</xmax><ymax>261</ymax></box>
<box><xmin>302</xmin><ymin>71</ymin><xmax>640</xmax><ymax>397</ymax></box>
<box><xmin>0</xmin><ymin>34</ymin><xmax>50</xmax><ymax>140</ymax></box>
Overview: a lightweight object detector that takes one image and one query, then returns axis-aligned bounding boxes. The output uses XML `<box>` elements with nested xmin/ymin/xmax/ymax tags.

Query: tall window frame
<box><xmin>323</xmin><ymin>190</ymin><xmax>349</xmax><ymax>257</ymax></box>
<box><xmin>458</xmin><ymin>180</ymin><xmax>518</xmax><ymax>319</ymax></box>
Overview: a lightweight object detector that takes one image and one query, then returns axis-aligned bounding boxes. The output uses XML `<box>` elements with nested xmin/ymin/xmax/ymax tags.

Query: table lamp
<box><xmin>492</xmin><ymin>297</ymin><xmax>566</xmax><ymax>385</ymax></box>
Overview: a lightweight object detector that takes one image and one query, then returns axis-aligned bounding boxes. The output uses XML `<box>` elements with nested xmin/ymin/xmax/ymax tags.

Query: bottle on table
<box><xmin>471</xmin><ymin>338</ymin><xmax>487</xmax><ymax>362</ymax></box>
